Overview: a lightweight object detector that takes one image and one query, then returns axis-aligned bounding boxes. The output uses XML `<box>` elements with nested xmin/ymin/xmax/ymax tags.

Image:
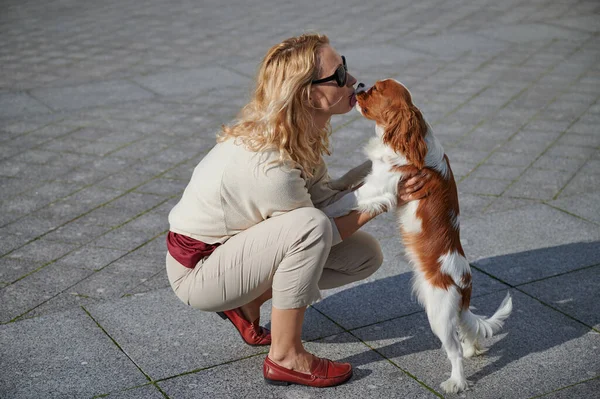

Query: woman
<box><xmin>166</xmin><ymin>33</ymin><xmax>430</xmax><ymax>388</ymax></box>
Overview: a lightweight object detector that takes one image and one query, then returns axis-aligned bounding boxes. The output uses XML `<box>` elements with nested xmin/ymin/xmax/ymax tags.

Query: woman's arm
<box><xmin>334</xmin><ymin>210</ymin><xmax>377</xmax><ymax>240</ymax></box>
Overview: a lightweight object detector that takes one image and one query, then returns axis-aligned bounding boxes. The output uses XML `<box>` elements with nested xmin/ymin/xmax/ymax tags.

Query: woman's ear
<box><xmin>382</xmin><ymin>106</ymin><xmax>428</xmax><ymax>169</ymax></box>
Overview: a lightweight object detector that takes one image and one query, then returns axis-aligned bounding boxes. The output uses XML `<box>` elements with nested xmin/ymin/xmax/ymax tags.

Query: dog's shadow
<box><xmin>295</xmin><ymin>241</ymin><xmax>599</xmax><ymax>386</ymax></box>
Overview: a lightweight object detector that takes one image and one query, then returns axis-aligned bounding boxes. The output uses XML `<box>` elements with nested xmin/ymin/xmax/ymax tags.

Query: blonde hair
<box><xmin>217</xmin><ymin>33</ymin><xmax>331</xmax><ymax>177</ymax></box>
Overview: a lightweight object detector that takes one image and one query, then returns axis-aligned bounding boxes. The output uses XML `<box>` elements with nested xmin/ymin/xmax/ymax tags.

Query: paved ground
<box><xmin>1</xmin><ymin>0</ymin><xmax>599</xmax><ymax>398</ymax></box>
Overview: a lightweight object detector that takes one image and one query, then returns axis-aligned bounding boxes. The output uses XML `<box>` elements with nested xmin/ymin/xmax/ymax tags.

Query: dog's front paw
<box><xmin>440</xmin><ymin>378</ymin><xmax>470</xmax><ymax>393</ymax></box>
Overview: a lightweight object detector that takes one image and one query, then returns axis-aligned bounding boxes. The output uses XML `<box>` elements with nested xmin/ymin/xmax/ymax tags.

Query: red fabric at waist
<box><xmin>166</xmin><ymin>231</ymin><xmax>220</xmax><ymax>268</ymax></box>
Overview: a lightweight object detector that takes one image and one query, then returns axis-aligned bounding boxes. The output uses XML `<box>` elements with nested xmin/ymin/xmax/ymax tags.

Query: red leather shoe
<box><xmin>216</xmin><ymin>308</ymin><xmax>271</xmax><ymax>346</ymax></box>
<box><xmin>263</xmin><ymin>355</ymin><xmax>353</xmax><ymax>388</ymax></box>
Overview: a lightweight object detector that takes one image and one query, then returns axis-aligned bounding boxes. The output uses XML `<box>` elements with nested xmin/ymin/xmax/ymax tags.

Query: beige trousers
<box><xmin>166</xmin><ymin>207</ymin><xmax>383</xmax><ymax>311</ymax></box>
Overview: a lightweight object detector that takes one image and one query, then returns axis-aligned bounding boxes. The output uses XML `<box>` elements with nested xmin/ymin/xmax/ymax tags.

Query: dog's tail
<box><xmin>460</xmin><ymin>292</ymin><xmax>512</xmax><ymax>339</ymax></box>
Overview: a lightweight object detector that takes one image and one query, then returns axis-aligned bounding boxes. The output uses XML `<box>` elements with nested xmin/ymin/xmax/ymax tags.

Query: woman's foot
<box><xmin>263</xmin><ymin>353</ymin><xmax>352</xmax><ymax>387</ymax></box>
<box><xmin>216</xmin><ymin>308</ymin><xmax>271</xmax><ymax>346</ymax></box>
<box><xmin>238</xmin><ymin>302</ymin><xmax>261</xmax><ymax>325</ymax></box>
<box><xmin>267</xmin><ymin>351</ymin><xmax>314</xmax><ymax>374</ymax></box>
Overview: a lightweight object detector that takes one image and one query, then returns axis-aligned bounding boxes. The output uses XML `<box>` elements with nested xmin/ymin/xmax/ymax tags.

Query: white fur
<box><xmin>398</xmin><ymin>200</ymin><xmax>422</xmax><ymax>233</ymax></box>
<box><xmin>439</xmin><ymin>251</ymin><xmax>470</xmax><ymax>288</ymax></box>
<box><xmin>449</xmin><ymin>209</ymin><xmax>460</xmax><ymax>230</ymax></box>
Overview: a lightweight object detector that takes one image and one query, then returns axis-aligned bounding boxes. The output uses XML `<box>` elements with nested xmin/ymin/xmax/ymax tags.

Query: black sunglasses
<box><xmin>312</xmin><ymin>56</ymin><xmax>347</xmax><ymax>87</ymax></box>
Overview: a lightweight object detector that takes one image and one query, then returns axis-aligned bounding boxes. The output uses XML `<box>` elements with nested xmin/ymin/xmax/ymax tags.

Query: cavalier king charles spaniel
<box><xmin>325</xmin><ymin>79</ymin><xmax>512</xmax><ymax>393</ymax></box>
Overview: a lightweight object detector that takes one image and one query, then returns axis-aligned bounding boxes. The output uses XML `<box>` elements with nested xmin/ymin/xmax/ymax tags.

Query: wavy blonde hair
<box><xmin>217</xmin><ymin>33</ymin><xmax>331</xmax><ymax>177</ymax></box>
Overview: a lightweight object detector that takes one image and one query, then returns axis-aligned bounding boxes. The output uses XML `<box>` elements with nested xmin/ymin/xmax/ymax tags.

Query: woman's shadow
<box><xmin>302</xmin><ymin>241</ymin><xmax>600</xmax><ymax>385</ymax></box>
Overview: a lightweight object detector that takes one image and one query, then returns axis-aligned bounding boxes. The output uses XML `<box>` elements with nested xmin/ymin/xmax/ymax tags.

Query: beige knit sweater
<box><xmin>168</xmin><ymin>139</ymin><xmax>370</xmax><ymax>246</ymax></box>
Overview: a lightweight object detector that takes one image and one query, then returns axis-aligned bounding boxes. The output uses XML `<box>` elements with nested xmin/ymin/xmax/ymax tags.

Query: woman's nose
<box><xmin>347</xmin><ymin>73</ymin><xmax>357</xmax><ymax>87</ymax></box>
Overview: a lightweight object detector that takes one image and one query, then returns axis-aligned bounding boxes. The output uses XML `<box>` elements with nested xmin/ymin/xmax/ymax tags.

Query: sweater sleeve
<box><xmin>306</xmin><ymin>159</ymin><xmax>351</xmax><ymax>209</ymax></box>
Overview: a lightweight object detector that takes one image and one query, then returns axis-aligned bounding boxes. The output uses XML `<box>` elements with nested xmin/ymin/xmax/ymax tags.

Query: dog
<box><xmin>324</xmin><ymin>79</ymin><xmax>512</xmax><ymax>393</ymax></box>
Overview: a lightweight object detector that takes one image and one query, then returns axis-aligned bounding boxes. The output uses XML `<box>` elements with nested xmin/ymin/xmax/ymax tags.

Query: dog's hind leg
<box><xmin>423</xmin><ymin>286</ymin><xmax>469</xmax><ymax>393</ymax></box>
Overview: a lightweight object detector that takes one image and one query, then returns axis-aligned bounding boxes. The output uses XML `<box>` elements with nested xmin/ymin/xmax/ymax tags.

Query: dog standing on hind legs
<box><xmin>324</xmin><ymin>79</ymin><xmax>513</xmax><ymax>393</ymax></box>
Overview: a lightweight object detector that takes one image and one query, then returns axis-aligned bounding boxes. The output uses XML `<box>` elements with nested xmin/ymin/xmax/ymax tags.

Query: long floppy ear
<box><xmin>382</xmin><ymin>105</ymin><xmax>428</xmax><ymax>169</ymax></box>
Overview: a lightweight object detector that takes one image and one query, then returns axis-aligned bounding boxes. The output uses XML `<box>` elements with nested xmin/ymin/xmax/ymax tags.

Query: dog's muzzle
<box><xmin>356</xmin><ymin>82</ymin><xmax>367</xmax><ymax>94</ymax></box>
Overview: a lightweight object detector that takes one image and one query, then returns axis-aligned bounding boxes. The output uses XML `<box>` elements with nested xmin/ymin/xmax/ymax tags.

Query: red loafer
<box><xmin>263</xmin><ymin>355</ymin><xmax>353</xmax><ymax>388</ymax></box>
<box><xmin>216</xmin><ymin>308</ymin><xmax>271</xmax><ymax>346</ymax></box>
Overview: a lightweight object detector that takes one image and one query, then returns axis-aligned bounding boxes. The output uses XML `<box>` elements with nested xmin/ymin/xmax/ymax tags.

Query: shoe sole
<box><xmin>263</xmin><ymin>370</ymin><xmax>353</xmax><ymax>388</ymax></box>
<box><xmin>264</xmin><ymin>378</ymin><xmax>292</xmax><ymax>386</ymax></box>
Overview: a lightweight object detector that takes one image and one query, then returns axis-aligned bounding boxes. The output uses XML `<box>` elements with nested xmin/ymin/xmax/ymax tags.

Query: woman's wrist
<box><xmin>333</xmin><ymin>210</ymin><xmax>378</xmax><ymax>240</ymax></box>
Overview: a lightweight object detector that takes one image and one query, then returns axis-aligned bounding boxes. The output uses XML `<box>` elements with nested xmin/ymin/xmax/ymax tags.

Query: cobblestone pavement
<box><xmin>1</xmin><ymin>0</ymin><xmax>599</xmax><ymax>398</ymax></box>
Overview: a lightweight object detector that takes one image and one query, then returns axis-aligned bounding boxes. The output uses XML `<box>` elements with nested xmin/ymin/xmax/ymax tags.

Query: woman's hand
<box><xmin>397</xmin><ymin>169</ymin><xmax>434</xmax><ymax>206</ymax></box>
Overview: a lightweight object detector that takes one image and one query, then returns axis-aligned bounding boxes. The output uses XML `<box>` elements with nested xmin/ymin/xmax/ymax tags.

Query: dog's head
<box><xmin>356</xmin><ymin>79</ymin><xmax>428</xmax><ymax>169</ymax></box>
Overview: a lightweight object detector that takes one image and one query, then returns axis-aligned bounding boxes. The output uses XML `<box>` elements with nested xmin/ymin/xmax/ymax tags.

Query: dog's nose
<box><xmin>356</xmin><ymin>82</ymin><xmax>366</xmax><ymax>94</ymax></box>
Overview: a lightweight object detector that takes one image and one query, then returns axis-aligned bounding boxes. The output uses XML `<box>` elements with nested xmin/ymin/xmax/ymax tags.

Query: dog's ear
<box><xmin>382</xmin><ymin>105</ymin><xmax>428</xmax><ymax>169</ymax></box>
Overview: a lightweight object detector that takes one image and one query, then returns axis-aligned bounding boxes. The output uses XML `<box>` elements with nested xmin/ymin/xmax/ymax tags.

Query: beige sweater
<box><xmin>168</xmin><ymin>139</ymin><xmax>370</xmax><ymax>246</ymax></box>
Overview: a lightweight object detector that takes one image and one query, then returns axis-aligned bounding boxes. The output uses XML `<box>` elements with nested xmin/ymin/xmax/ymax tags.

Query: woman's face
<box><xmin>310</xmin><ymin>45</ymin><xmax>358</xmax><ymax>119</ymax></box>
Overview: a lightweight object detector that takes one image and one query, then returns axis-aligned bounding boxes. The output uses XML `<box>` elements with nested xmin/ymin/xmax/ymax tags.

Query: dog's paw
<box><xmin>462</xmin><ymin>342</ymin><xmax>488</xmax><ymax>358</ymax></box>
<box><xmin>440</xmin><ymin>378</ymin><xmax>470</xmax><ymax>393</ymax></box>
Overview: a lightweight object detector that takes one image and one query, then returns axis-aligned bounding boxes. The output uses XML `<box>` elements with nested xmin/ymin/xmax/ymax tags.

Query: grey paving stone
<box><xmin>545</xmin><ymin>144</ymin><xmax>597</xmax><ymax>160</ymax></box>
<box><xmin>132</xmin><ymin>68</ymin><xmax>250</xmax><ymax>96</ymax></box>
<box><xmin>134</xmin><ymin>178</ymin><xmax>187</xmax><ymax>196</ymax></box>
<box><xmin>532</xmin><ymin>154</ymin><xmax>587</xmax><ymax>173</ymax></box>
<box><xmin>459</xmin><ymin>176</ymin><xmax>512</xmax><ymax>196</ymax></box>
<box><xmin>4</xmin><ymin>238</ymin><xmax>79</xmax><ymax>264</ymax></box>
<box><xmin>67</xmin><ymin>264</ymin><xmax>158</xmax><ymax>301</ymax></box>
<box><xmin>0</xmin><ymin>92</ymin><xmax>52</xmax><ymax>118</ymax></box>
<box><xmin>458</xmin><ymin>193</ymin><xmax>495</xmax><ymax>218</ymax></box>
<box><xmin>551</xmin><ymin>14</ymin><xmax>600</xmax><ymax>33</ymax></box>
<box><xmin>470</xmin><ymin>164</ymin><xmax>526</xmax><ymax>180</ymax></box>
<box><xmin>85</xmin><ymin>288</ymin><xmax>343</xmax><ymax>380</ymax></box>
<box><xmin>352</xmin><ymin>290</ymin><xmax>600</xmax><ymax>399</ymax></box>
<box><xmin>125</xmin><ymin>269</ymin><xmax>170</xmax><ymax>296</ymax></box>
<box><xmin>56</xmin><ymin>245</ymin><xmax>128</xmax><ymax>271</ymax></box>
<box><xmin>106</xmin><ymin>191</ymin><xmax>167</xmax><ymax>213</ymax></box>
<box><xmin>520</xmin><ymin>264</ymin><xmax>600</xmax><ymax>329</ymax></box>
<box><xmin>0</xmin><ymin>257</ymin><xmax>44</xmax><ymax>284</ymax></box>
<box><xmin>503</xmin><ymin>168</ymin><xmax>574</xmax><ymax>200</ymax></box>
<box><xmin>461</xmin><ymin>204</ymin><xmax>600</xmax><ymax>285</ymax></box>
<box><xmin>536</xmin><ymin>377</ymin><xmax>600</xmax><ymax>399</ymax></box>
<box><xmin>42</xmin><ymin>220</ymin><xmax>113</xmax><ymax>244</ymax></box>
<box><xmin>558</xmin><ymin>132</ymin><xmax>600</xmax><ymax>148</ymax></box>
<box><xmin>20</xmin><ymin>290</ymin><xmax>103</xmax><ymax>320</ymax></box>
<box><xmin>95</xmin><ymin>384</ymin><xmax>165</xmax><ymax>399</ymax></box>
<box><xmin>557</xmin><ymin>168</ymin><xmax>600</xmax><ymax>198</ymax></box>
<box><xmin>158</xmin><ymin>332</ymin><xmax>437</xmax><ymax>399</ymax></box>
<box><xmin>549</xmin><ymin>191</ymin><xmax>600</xmax><ymax>224</ymax></box>
<box><xmin>0</xmin><ymin>259</ymin><xmax>93</xmax><ymax>323</ymax></box>
<box><xmin>121</xmin><ymin>211</ymin><xmax>169</xmax><ymax>236</ymax></box>
<box><xmin>0</xmin><ymin>308</ymin><xmax>148</xmax><ymax>398</ymax></box>
<box><xmin>483</xmin><ymin>151</ymin><xmax>534</xmax><ymax>169</ymax></box>
<box><xmin>483</xmin><ymin>197</ymin><xmax>541</xmax><ymax>214</ymax></box>
<box><xmin>404</xmin><ymin>32</ymin><xmax>509</xmax><ymax>57</ymax></box>
<box><xmin>30</xmin><ymin>80</ymin><xmax>155</xmax><ymax>111</ymax></box>
<box><xmin>90</xmin><ymin>226</ymin><xmax>161</xmax><ymax>251</ymax></box>
<box><xmin>78</xmin><ymin>205</ymin><xmax>143</xmax><ymax>228</ymax></box>
<box><xmin>339</xmin><ymin>45</ymin><xmax>430</xmax><ymax>70</ymax></box>
<box><xmin>0</xmin><ymin>231</ymin><xmax>29</xmax><ymax>257</ymax></box>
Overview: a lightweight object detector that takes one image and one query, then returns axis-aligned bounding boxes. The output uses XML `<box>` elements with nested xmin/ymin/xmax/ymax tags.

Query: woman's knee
<box><xmin>356</xmin><ymin>232</ymin><xmax>384</xmax><ymax>274</ymax></box>
<box><xmin>288</xmin><ymin>207</ymin><xmax>332</xmax><ymax>248</ymax></box>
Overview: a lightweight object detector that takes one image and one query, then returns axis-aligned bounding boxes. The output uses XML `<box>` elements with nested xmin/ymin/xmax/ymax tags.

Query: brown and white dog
<box><xmin>324</xmin><ymin>79</ymin><xmax>512</xmax><ymax>393</ymax></box>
